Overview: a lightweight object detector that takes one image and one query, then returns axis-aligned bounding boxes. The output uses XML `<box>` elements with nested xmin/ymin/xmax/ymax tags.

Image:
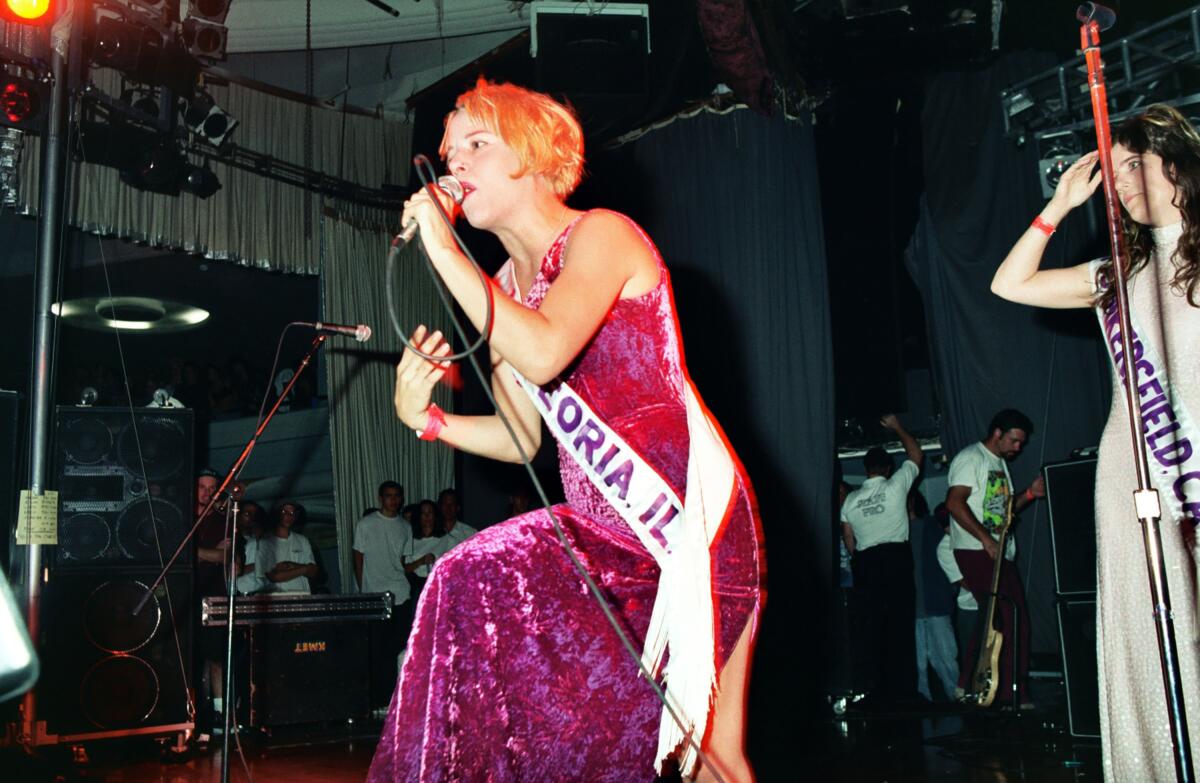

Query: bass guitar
<box><xmin>969</xmin><ymin>494</ymin><xmax>1014</xmax><ymax>708</ymax></box>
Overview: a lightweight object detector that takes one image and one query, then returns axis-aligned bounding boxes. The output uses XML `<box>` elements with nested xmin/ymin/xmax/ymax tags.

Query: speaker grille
<box><xmin>60</xmin><ymin>513</ymin><xmax>111</xmax><ymax>562</ymax></box>
<box><xmin>83</xmin><ymin>580</ymin><xmax>161</xmax><ymax>654</ymax></box>
<box><xmin>81</xmin><ymin>655</ymin><xmax>160</xmax><ymax>728</ymax></box>
<box><xmin>116</xmin><ymin>498</ymin><xmax>185</xmax><ymax>563</ymax></box>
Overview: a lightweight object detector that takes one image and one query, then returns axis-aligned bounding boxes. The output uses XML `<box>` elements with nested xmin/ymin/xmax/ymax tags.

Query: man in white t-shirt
<box><xmin>436</xmin><ymin>488</ymin><xmax>478</xmax><ymax>555</ymax></box>
<box><xmin>254</xmin><ymin>501</ymin><xmax>318</xmax><ymax>594</ymax></box>
<box><xmin>945</xmin><ymin>408</ymin><xmax>1045</xmax><ymax>708</ymax></box>
<box><xmin>840</xmin><ymin>414</ymin><xmax>923</xmax><ymax>702</ymax></box>
<box><xmin>354</xmin><ymin>481</ymin><xmax>413</xmax><ymax>708</ymax></box>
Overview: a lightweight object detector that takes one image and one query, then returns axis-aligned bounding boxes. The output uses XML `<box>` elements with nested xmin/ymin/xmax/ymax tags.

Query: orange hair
<box><xmin>439</xmin><ymin>78</ymin><xmax>585</xmax><ymax>199</ymax></box>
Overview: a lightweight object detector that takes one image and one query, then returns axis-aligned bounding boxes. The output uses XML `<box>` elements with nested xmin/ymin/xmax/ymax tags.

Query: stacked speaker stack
<box><xmin>35</xmin><ymin>406</ymin><xmax>194</xmax><ymax>744</ymax></box>
<box><xmin>1044</xmin><ymin>456</ymin><xmax>1100</xmax><ymax>739</ymax></box>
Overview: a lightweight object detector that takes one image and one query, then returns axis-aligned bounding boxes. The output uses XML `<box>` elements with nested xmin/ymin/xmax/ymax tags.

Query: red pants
<box><xmin>954</xmin><ymin>548</ymin><xmax>1031</xmax><ymax>704</ymax></box>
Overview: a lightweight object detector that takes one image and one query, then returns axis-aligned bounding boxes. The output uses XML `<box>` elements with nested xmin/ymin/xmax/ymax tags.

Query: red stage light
<box><xmin>2</xmin><ymin>0</ymin><xmax>52</xmax><ymax>22</ymax></box>
<box><xmin>1</xmin><ymin>80</ymin><xmax>37</xmax><ymax>124</ymax></box>
<box><xmin>0</xmin><ymin>76</ymin><xmax>45</xmax><ymax>131</ymax></box>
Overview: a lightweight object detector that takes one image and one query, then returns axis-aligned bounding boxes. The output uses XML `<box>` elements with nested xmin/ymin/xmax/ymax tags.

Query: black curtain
<box><xmin>907</xmin><ymin>54</ymin><xmax>1111</xmax><ymax>654</ymax></box>
<box><xmin>584</xmin><ymin>107</ymin><xmax>835</xmax><ymax>767</ymax></box>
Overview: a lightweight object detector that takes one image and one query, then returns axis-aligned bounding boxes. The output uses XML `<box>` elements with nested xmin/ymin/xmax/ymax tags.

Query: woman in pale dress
<box><xmin>991</xmin><ymin>104</ymin><xmax>1199</xmax><ymax>781</ymax></box>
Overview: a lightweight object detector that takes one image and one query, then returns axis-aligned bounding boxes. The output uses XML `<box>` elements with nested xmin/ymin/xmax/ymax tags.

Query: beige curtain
<box><xmin>13</xmin><ymin>67</ymin><xmax>411</xmax><ymax>274</ymax></box>
<box><xmin>320</xmin><ymin>206</ymin><xmax>454</xmax><ymax>592</ymax></box>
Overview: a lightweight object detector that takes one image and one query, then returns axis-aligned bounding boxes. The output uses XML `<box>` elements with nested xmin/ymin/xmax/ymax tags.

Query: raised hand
<box><xmin>1050</xmin><ymin>151</ymin><xmax>1103</xmax><ymax>211</ymax></box>
<box><xmin>394</xmin><ymin>325</ymin><xmax>452</xmax><ymax>431</ymax></box>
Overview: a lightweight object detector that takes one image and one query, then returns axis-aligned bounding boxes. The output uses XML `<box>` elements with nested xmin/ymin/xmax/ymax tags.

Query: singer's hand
<box><xmin>394</xmin><ymin>325</ymin><xmax>452</xmax><ymax>430</ymax></box>
<box><xmin>401</xmin><ymin>181</ymin><xmax>459</xmax><ymax>256</ymax></box>
<box><xmin>1049</xmin><ymin>150</ymin><xmax>1102</xmax><ymax>212</ymax></box>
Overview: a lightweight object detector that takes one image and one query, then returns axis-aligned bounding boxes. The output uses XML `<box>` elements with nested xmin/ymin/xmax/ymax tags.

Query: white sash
<box><xmin>512</xmin><ymin>369</ymin><xmax>734</xmax><ymax>774</ymax></box>
<box><xmin>498</xmin><ymin>258</ymin><xmax>736</xmax><ymax>774</ymax></box>
<box><xmin>1093</xmin><ymin>266</ymin><xmax>1200</xmax><ymax>524</ymax></box>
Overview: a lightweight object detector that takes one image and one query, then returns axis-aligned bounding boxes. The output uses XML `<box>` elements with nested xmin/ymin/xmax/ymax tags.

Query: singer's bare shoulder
<box><xmin>561</xmin><ymin>210</ymin><xmax>660</xmax><ymax>300</ymax></box>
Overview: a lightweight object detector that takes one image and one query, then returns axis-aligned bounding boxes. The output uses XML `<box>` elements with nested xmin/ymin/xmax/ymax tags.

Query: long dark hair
<box><xmin>1099</xmin><ymin>104</ymin><xmax>1200</xmax><ymax>309</ymax></box>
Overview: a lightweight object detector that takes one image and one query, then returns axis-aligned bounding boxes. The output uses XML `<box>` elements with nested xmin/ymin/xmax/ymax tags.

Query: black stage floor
<box><xmin>2</xmin><ymin>702</ymin><xmax>1101</xmax><ymax>782</ymax></box>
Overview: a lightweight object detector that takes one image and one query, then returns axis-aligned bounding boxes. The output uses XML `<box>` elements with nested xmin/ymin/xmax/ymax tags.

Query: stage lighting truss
<box><xmin>1001</xmin><ymin>5</ymin><xmax>1200</xmax><ymax>145</ymax></box>
<box><xmin>88</xmin><ymin>2</ymin><xmax>199</xmax><ymax>98</ymax></box>
<box><xmin>1027</xmin><ymin>90</ymin><xmax>1200</xmax><ymax>201</ymax></box>
<box><xmin>179</xmin><ymin>89</ymin><xmax>237</xmax><ymax>147</ymax></box>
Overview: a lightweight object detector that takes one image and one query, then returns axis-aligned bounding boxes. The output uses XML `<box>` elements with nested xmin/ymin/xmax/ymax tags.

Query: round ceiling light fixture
<box><xmin>52</xmin><ymin>296</ymin><xmax>210</xmax><ymax>333</ymax></box>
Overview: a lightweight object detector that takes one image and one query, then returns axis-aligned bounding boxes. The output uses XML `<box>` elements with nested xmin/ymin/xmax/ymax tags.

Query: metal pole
<box><xmin>19</xmin><ymin>24</ymin><xmax>70</xmax><ymax>745</ymax></box>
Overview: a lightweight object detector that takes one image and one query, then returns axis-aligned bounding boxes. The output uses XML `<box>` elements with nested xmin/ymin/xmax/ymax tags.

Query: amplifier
<box><xmin>1057</xmin><ymin>596</ymin><xmax>1100</xmax><ymax>738</ymax></box>
<box><xmin>248</xmin><ymin>621</ymin><xmax>370</xmax><ymax>727</ymax></box>
<box><xmin>1044</xmin><ymin>457</ymin><xmax>1098</xmax><ymax>595</ymax></box>
<box><xmin>201</xmin><ymin>592</ymin><xmax>393</xmax><ymax>627</ymax></box>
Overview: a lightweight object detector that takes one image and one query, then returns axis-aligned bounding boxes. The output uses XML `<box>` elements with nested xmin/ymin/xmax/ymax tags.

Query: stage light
<box><xmin>0</xmin><ymin>0</ymin><xmax>53</xmax><ymax>24</ymax></box>
<box><xmin>90</xmin><ymin>13</ymin><xmax>199</xmax><ymax>96</ymax></box>
<box><xmin>182</xmin><ymin>17</ymin><xmax>228</xmax><ymax>61</ymax></box>
<box><xmin>0</xmin><ymin>75</ymin><xmax>44</xmax><ymax>132</ymax></box>
<box><xmin>54</xmin><ymin>296</ymin><xmax>210</xmax><ymax>333</ymax></box>
<box><xmin>179</xmin><ymin>163</ymin><xmax>220</xmax><ymax>198</ymax></box>
<box><xmin>121</xmin><ymin>141</ymin><xmax>182</xmax><ymax>195</ymax></box>
<box><xmin>188</xmin><ymin>0</ymin><xmax>231</xmax><ymax>24</ymax></box>
<box><xmin>77</xmin><ymin>119</ymin><xmax>221</xmax><ymax>198</ymax></box>
<box><xmin>180</xmin><ymin>90</ymin><xmax>237</xmax><ymax>146</ymax></box>
<box><xmin>91</xmin><ymin>16</ymin><xmax>156</xmax><ymax>75</ymax></box>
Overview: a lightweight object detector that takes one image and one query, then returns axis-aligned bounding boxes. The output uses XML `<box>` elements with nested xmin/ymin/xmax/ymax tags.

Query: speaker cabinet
<box><xmin>39</xmin><ymin>571</ymin><xmax>193</xmax><ymax>738</ymax></box>
<box><xmin>1044</xmin><ymin>457</ymin><xmax>1098</xmax><ymax>595</ymax></box>
<box><xmin>1057</xmin><ymin>596</ymin><xmax>1100</xmax><ymax>738</ymax></box>
<box><xmin>53</xmin><ymin>407</ymin><xmax>193</xmax><ymax>567</ymax></box>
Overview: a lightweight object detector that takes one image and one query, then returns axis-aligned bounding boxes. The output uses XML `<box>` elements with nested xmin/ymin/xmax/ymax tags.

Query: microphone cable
<box><xmin>384</xmin><ymin>155</ymin><xmax>724</xmax><ymax>781</ymax></box>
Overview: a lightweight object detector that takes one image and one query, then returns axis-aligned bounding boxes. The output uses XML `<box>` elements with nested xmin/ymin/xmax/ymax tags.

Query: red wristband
<box><xmin>1031</xmin><ymin>216</ymin><xmax>1056</xmax><ymax>237</ymax></box>
<box><xmin>417</xmin><ymin>403</ymin><xmax>445</xmax><ymax>441</ymax></box>
<box><xmin>1023</xmin><ymin>488</ymin><xmax>1036</xmax><ymax>503</ymax></box>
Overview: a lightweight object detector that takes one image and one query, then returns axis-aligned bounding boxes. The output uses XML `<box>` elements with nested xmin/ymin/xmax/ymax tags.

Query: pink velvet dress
<box><xmin>368</xmin><ymin>211</ymin><xmax>766</xmax><ymax>782</ymax></box>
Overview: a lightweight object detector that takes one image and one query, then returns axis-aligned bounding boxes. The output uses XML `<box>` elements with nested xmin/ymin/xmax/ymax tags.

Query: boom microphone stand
<box><xmin>133</xmin><ymin>332</ymin><xmax>328</xmax><ymax>783</ymax></box>
<box><xmin>1076</xmin><ymin>4</ymin><xmax>1193</xmax><ymax>781</ymax></box>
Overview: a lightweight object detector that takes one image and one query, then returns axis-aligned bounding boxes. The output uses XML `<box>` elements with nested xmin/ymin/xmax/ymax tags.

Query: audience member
<box><xmin>910</xmin><ymin>494</ymin><xmax>958</xmax><ymax>701</ymax></box>
<box><xmin>840</xmin><ymin>414</ymin><xmax>923</xmax><ymax>703</ymax></box>
<box><xmin>507</xmin><ymin>483</ymin><xmax>534</xmax><ymax>517</ymax></box>
<box><xmin>436</xmin><ymin>488</ymin><xmax>478</xmax><ymax>554</ymax></box>
<box><xmin>193</xmin><ymin>469</ymin><xmax>233</xmax><ymax>734</ymax></box>
<box><xmin>354</xmin><ymin>481</ymin><xmax>414</xmax><ymax>709</ymax></box>
<box><xmin>234</xmin><ymin>501</ymin><xmax>267</xmax><ymax>595</ymax></box>
<box><xmin>252</xmin><ymin>501</ymin><xmax>318</xmax><ymax>594</ymax></box>
<box><xmin>936</xmin><ymin>516</ymin><xmax>979</xmax><ymax>700</ymax></box>
<box><xmin>404</xmin><ymin>500</ymin><xmax>444</xmax><ymax>600</ymax></box>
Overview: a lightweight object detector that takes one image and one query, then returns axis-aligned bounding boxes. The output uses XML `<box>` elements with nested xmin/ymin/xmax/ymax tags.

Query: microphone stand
<box><xmin>221</xmin><ymin>498</ymin><xmax>239</xmax><ymax>783</ymax></box>
<box><xmin>131</xmin><ymin>333</ymin><xmax>327</xmax><ymax>783</ymax></box>
<box><xmin>1077</xmin><ymin>5</ymin><xmax>1194</xmax><ymax>781</ymax></box>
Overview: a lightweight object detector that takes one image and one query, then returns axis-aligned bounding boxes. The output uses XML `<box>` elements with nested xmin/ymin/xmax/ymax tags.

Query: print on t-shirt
<box><xmin>981</xmin><ymin>470</ymin><xmax>1011</xmax><ymax>531</ymax></box>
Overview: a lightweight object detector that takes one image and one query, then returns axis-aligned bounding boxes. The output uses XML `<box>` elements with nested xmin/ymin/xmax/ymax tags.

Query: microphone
<box><xmin>396</xmin><ymin>176</ymin><xmax>466</xmax><ymax>246</ymax></box>
<box><xmin>307</xmin><ymin>322</ymin><xmax>373</xmax><ymax>342</ymax></box>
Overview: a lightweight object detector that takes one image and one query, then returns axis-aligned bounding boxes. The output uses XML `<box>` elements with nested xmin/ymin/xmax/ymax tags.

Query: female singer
<box><xmin>991</xmin><ymin>104</ymin><xmax>1199</xmax><ymax>781</ymax></box>
<box><xmin>368</xmin><ymin>79</ymin><xmax>765</xmax><ymax>783</ymax></box>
